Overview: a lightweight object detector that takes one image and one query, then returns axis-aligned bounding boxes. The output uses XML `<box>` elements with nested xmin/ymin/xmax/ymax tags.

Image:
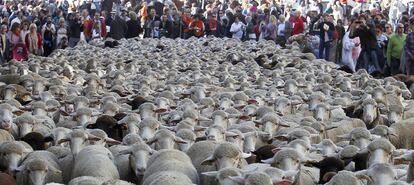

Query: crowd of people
<box><xmin>0</xmin><ymin>0</ymin><xmax>413</xmax><ymax>76</ymax></box>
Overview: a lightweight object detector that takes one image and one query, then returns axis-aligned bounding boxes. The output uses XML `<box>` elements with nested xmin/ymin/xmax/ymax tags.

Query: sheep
<box><xmin>355</xmin><ymin>163</ymin><xmax>401</xmax><ymax>185</ymax></box>
<box><xmin>0</xmin><ymin>103</ymin><xmax>20</xmax><ymax>134</ymax></box>
<box><xmin>200</xmin><ymin>142</ymin><xmax>250</xmax><ymax>170</ymax></box>
<box><xmin>146</xmin><ymin>129</ymin><xmax>187</xmax><ymax>150</ymax></box>
<box><xmin>389</xmin><ymin>117</ymin><xmax>414</xmax><ymax>149</ymax></box>
<box><xmin>261</xmin><ymin>148</ymin><xmax>319</xmax><ymax>185</ymax></box>
<box><xmin>394</xmin><ymin>150</ymin><xmax>414</xmax><ymax>183</ymax></box>
<box><xmin>67</xmin><ymin>176</ymin><xmax>105</xmax><ymax>185</ymax></box>
<box><xmin>0</xmin><ymin>129</ymin><xmax>14</xmax><ymax>144</ymax></box>
<box><xmin>176</xmin><ymin>129</ymin><xmax>196</xmax><ymax>152</ymax></box>
<box><xmin>0</xmin><ymin>141</ymin><xmax>33</xmax><ymax>175</ymax></box>
<box><xmin>201</xmin><ymin>167</ymin><xmax>243</xmax><ymax>185</ymax></box>
<box><xmin>323</xmin><ymin>171</ymin><xmax>365</xmax><ymax>185</ymax></box>
<box><xmin>115</xmin><ymin>143</ymin><xmax>154</xmax><ymax>183</ymax></box>
<box><xmin>15</xmin><ymin>151</ymin><xmax>63</xmax><ymax>185</ymax></box>
<box><xmin>116</xmin><ymin>113</ymin><xmax>140</xmax><ymax>136</ymax></box>
<box><xmin>19</xmin><ymin>132</ymin><xmax>53</xmax><ymax>150</ymax></box>
<box><xmin>86</xmin><ymin>115</ymin><xmax>126</xmax><ymax>141</ymax></box>
<box><xmin>142</xmin><ymin>171</ymin><xmax>194</xmax><ymax>185</ymax></box>
<box><xmin>143</xmin><ymin>149</ymin><xmax>199</xmax><ymax>184</ymax></box>
<box><xmin>71</xmin><ymin>145</ymin><xmax>119</xmax><ymax>181</ymax></box>
<box><xmin>139</xmin><ymin>117</ymin><xmax>160</xmax><ymax>142</ymax></box>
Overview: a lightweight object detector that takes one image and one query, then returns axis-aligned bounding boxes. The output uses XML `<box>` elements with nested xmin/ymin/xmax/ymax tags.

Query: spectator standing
<box><xmin>276</xmin><ymin>15</ymin><xmax>291</xmax><ymax>47</ymax></box>
<box><xmin>342</xmin><ymin>21</ymin><xmax>361</xmax><ymax>72</ymax></box>
<box><xmin>375</xmin><ymin>25</ymin><xmax>387</xmax><ymax>70</ymax></box>
<box><xmin>265</xmin><ymin>15</ymin><xmax>277</xmax><ymax>41</ymax></box>
<box><xmin>25</xmin><ymin>23</ymin><xmax>42</xmax><ymax>56</ymax></box>
<box><xmin>110</xmin><ymin>14</ymin><xmax>128</xmax><ymax>40</ymax></box>
<box><xmin>244</xmin><ymin>16</ymin><xmax>256</xmax><ymax>40</ymax></box>
<box><xmin>68</xmin><ymin>13</ymin><xmax>83</xmax><ymax>47</ymax></box>
<box><xmin>0</xmin><ymin>24</ymin><xmax>9</xmax><ymax>63</ymax></box>
<box><xmin>230</xmin><ymin>16</ymin><xmax>245</xmax><ymax>39</ymax></box>
<box><xmin>160</xmin><ymin>14</ymin><xmax>172</xmax><ymax>38</ymax></box>
<box><xmin>316</xmin><ymin>13</ymin><xmax>335</xmax><ymax>61</ymax></box>
<box><xmin>144</xmin><ymin>8</ymin><xmax>160</xmax><ymax>38</ymax></box>
<box><xmin>291</xmin><ymin>10</ymin><xmax>304</xmax><ymax>36</ymax></box>
<box><xmin>42</xmin><ymin>19</ymin><xmax>55</xmax><ymax>56</ymax></box>
<box><xmin>56</xmin><ymin>18</ymin><xmax>68</xmax><ymax>49</ymax></box>
<box><xmin>10</xmin><ymin>11</ymin><xmax>23</xmax><ymax>27</ymax></box>
<box><xmin>384</xmin><ymin>23</ymin><xmax>393</xmax><ymax>38</ymax></box>
<box><xmin>89</xmin><ymin>12</ymin><xmax>107</xmax><ymax>40</ymax></box>
<box><xmin>9</xmin><ymin>23</ymin><xmax>26</xmax><ymax>60</ymax></box>
<box><xmin>386</xmin><ymin>23</ymin><xmax>406</xmax><ymax>75</ymax></box>
<box><xmin>189</xmin><ymin>15</ymin><xmax>205</xmax><ymax>38</ymax></box>
<box><xmin>404</xmin><ymin>18</ymin><xmax>414</xmax><ymax>75</ymax></box>
<box><xmin>350</xmin><ymin>16</ymin><xmax>381</xmax><ymax>73</ymax></box>
<box><xmin>125</xmin><ymin>11</ymin><xmax>142</xmax><ymax>39</ymax></box>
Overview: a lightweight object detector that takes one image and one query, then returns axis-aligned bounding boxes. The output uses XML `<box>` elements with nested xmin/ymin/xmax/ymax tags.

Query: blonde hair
<box><xmin>29</xmin><ymin>23</ymin><xmax>37</xmax><ymax>32</ymax></box>
<box><xmin>269</xmin><ymin>15</ymin><xmax>277</xmax><ymax>24</ymax></box>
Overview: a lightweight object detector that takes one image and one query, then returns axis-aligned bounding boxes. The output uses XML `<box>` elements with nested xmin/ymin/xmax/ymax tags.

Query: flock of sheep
<box><xmin>1</xmin><ymin>37</ymin><xmax>414</xmax><ymax>185</ymax></box>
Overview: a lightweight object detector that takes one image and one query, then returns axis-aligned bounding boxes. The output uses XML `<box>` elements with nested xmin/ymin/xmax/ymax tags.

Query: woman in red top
<box><xmin>25</xmin><ymin>24</ymin><xmax>43</xmax><ymax>56</ymax></box>
<box><xmin>189</xmin><ymin>15</ymin><xmax>205</xmax><ymax>38</ymax></box>
<box><xmin>291</xmin><ymin>10</ymin><xmax>304</xmax><ymax>36</ymax></box>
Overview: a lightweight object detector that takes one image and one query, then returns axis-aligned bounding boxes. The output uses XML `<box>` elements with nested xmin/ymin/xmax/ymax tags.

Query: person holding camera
<box><xmin>349</xmin><ymin>15</ymin><xmax>381</xmax><ymax>73</ymax></box>
<box><xmin>316</xmin><ymin>13</ymin><xmax>335</xmax><ymax>61</ymax></box>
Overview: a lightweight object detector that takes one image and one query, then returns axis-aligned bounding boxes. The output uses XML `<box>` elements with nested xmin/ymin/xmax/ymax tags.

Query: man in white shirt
<box><xmin>10</xmin><ymin>11</ymin><xmax>23</xmax><ymax>27</ymax></box>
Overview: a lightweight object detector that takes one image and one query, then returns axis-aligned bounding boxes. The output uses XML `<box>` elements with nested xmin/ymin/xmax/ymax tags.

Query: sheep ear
<box><xmin>336</xmin><ymin>134</ymin><xmax>350</xmax><ymax>140</ymax></box>
<box><xmin>241</xmin><ymin>152</ymin><xmax>252</xmax><ymax>158</ymax></box>
<box><xmin>13</xmin><ymin>110</ymin><xmax>25</xmax><ymax>116</ymax></box>
<box><xmin>14</xmin><ymin>165</ymin><xmax>25</xmax><ymax>172</ymax></box>
<box><xmin>59</xmin><ymin>109</ymin><xmax>70</xmax><ymax>116</ymax></box>
<box><xmin>271</xmin><ymin>148</ymin><xmax>281</xmax><ymax>154</ymax></box>
<box><xmin>194</xmin><ymin>126</ymin><xmax>207</xmax><ymax>132</ymax></box>
<box><xmin>146</xmin><ymin>137</ymin><xmax>158</xmax><ymax>145</ymax></box>
<box><xmin>261</xmin><ymin>158</ymin><xmax>274</xmax><ymax>164</ymax></box>
<box><xmin>199</xmin><ymin>116</ymin><xmax>212</xmax><ymax>122</ymax></box>
<box><xmin>118</xmin><ymin>149</ymin><xmax>132</xmax><ymax>156</ymax></box>
<box><xmin>201</xmin><ymin>171</ymin><xmax>218</xmax><ymax>177</ymax></box>
<box><xmin>105</xmin><ymin>138</ymin><xmax>122</xmax><ymax>145</ymax></box>
<box><xmin>86</xmin><ymin>124</ymin><xmax>96</xmax><ymax>129</ymax></box>
<box><xmin>225</xmin><ymin>131</ymin><xmax>239</xmax><ymax>137</ymax></box>
<box><xmin>273</xmin><ymin>135</ymin><xmax>289</xmax><ymax>141</ymax></box>
<box><xmin>57</xmin><ymin>138</ymin><xmax>70</xmax><ymax>144</ymax></box>
<box><xmin>43</xmin><ymin>136</ymin><xmax>54</xmax><ymax>142</ymax></box>
<box><xmin>229</xmin><ymin>176</ymin><xmax>245</xmax><ymax>184</ymax></box>
<box><xmin>358</xmin><ymin>148</ymin><xmax>368</xmax><ymax>155</ymax></box>
<box><xmin>174</xmin><ymin>136</ymin><xmax>188</xmax><ymax>144</ymax></box>
<box><xmin>201</xmin><ymin>155</ymin><xmax>216</xmax><ymax>166</ymax></box>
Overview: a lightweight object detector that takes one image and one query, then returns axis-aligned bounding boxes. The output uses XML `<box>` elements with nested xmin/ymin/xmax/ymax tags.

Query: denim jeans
<box><xmin>360</xmin><ymin>48</ymin><xmax>381</xmax><ymax>73</ymax></box>
<box><xmin>319</xmin><ymin>41</ymin><xmax>331</xmax><ymax>61</ymax></box>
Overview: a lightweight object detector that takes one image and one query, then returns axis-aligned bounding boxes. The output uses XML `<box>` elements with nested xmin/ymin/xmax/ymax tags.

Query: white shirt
<box><xmin>10</xmin><ymin>17</ymin><xmax>21</xmax><ymax>27</ymax></box>
<box><xmin>277</xmin><ymin>22</ymin><xmax>286</xmax><ymax>37</ymax></box>
<box><xmin>230</xmin><ymin>22</ymin><xmax>245</xmax><ymax>39</ymax></box>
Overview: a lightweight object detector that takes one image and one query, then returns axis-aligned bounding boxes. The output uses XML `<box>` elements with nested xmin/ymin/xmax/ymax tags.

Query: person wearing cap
<box><xmin>405</xmin><ymin>17</ymin><xmax>414</xmax><ymax>75</ymax></box>
<box><xmin>386</xmin><ymin>23</ymin><xmax>406</xmax><ymax>75</ymax></box>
